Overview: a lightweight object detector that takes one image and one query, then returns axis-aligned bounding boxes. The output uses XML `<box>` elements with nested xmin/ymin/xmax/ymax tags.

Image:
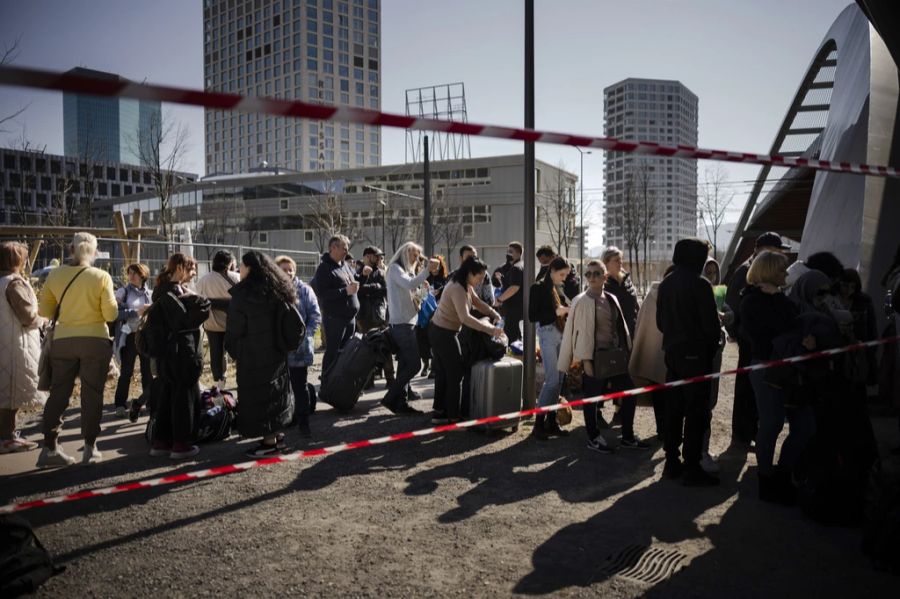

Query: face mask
<box><xmin>505</xmin><ymin>254</ymin><xmax>515</xmax><ymax>264</ymax></box>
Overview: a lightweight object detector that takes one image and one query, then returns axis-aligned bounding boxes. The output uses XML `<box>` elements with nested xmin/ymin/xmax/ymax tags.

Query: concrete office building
<box><xmin>1</xmin><ymin>146</ymin><xmax>197</xmax><ymax>228</ymax></box>
<box><xmin>203</xmin><ymin>0</ymin><xmax>382</xmax><ymax>176</ymax></box>
<box><xmin>63</xmin><ymin>67</ymin><xmax>162</xmax><ymax>166</ymax></box>
<box><xmin>111</xmin><ymin>155</ymin><xmax>579</xmax><ymax>273</ymax></box>
<box><xmin>603</xmin><ymin>78</ymin><xmax>698</xmax><ymax>263</ymax></box>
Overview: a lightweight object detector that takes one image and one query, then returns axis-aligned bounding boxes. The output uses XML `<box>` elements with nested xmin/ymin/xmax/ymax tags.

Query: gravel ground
<box><xmin>2</xmin><ymin>343</ymin><xmax>898</xmax><ymax>598</ymax></box>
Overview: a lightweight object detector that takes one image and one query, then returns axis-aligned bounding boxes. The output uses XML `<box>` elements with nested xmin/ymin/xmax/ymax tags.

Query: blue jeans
<box><xmin>537</xmin><ymin>323</ymin><xmax>563</xmax><ymax>408</ymax></box>
<box><xmin>383</xmin><ymin>324</ymin><xmax>420</xmax><ymax>407</ymax></box>
<box><xmin>749</xmin><ymin>360</ymin><xmax>816</xmax><ymax>475</ymax></box>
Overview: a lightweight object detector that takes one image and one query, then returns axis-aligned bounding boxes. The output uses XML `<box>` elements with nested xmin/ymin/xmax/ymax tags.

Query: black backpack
<box><xmin>0</xmin><ymin>515</ymin><xmax>64</xmax><ymax>597</ymax></box>
<box><xmin>135</xmin><ymin>293</ymin><xmax>184</xmax><ymax>359</ymax></box>
<box><xmin>274</xmin><ymin>301</ymin><xmax>306</xmax><ymax>354</ymax></box>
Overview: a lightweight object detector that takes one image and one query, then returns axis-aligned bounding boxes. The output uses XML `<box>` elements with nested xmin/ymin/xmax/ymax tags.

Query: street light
<box><xmin>377</xmin><ymin>197</ymin><xmax>387</xmax><ymax>252</ymax></box>
<box><xmin>575</xmin><ymin>147</ymin><xmax>592</xmax><ymax>289</ymax></box>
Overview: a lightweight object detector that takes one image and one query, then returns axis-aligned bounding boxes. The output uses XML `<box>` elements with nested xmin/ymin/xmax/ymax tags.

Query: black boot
<box><xmin>544</xmin><ymin>412</ymin><xmax>570</xmax><ymax>437</ymax></box>
<box><xmin>531</xmin><ymin>414</ymin><xmax>549</xmax><ymax>440</ymax></box>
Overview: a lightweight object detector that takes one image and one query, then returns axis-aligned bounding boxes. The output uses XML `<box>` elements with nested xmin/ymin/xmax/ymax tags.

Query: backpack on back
<box><xmin>135</xmin><ymin>292</ymin><xmax>185</xmax><ymax>360</ymax></box>
<box><xmin>0</xmin><ymin>515</ymin><xmax>64</xmax><ymax>597</ymax></box>
<box><xmin>275</xmin><ymin>301</ymin><xmax>306</xmax><ymax>354</ymax></box>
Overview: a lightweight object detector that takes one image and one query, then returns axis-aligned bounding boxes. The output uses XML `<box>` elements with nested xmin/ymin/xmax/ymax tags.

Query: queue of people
<box><xmin>2</xmin><ymin>230</ymin><xmax>897</xmax><ymax>508</ymax></box>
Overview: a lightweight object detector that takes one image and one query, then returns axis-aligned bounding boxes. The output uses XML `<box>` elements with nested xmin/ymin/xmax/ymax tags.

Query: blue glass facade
<box><xmin>62</xmin><ymin>68</ymin><xmax>161</xmax><ymax>166</ymax></box>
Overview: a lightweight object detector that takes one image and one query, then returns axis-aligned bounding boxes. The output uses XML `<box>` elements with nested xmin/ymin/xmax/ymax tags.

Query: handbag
<box><xmin>416</xmin><ymin>293</ymin><xmax>438</xmax><ymax>329</ymax></box>
<box><xmin>551</xmin><ymin>285</ymin><xmax>567</xmax><ymax>332</ymax></box>
<box><xmin>592</xmin><ymin>347</ymin><xmax>629</xmax><ymax>379</ymax></box>
<box><xmin>37</xmin><ymin>268</ymin><xmax>88</xmax><ymax>391</ymax></box>
<box><xmin>556</xmin><ymin>397</ymin><xmax>573</xmax><ymax>426</ymax></box>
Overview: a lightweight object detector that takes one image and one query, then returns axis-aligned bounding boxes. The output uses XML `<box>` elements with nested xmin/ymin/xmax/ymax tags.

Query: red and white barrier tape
<box><xmin>2</xmin><ymin>335</ymin><xmax>896</xmax><ymax>515</ymax></box>
<box><xmin>1</xmin><ymin>65</ymin><xmax>898</xmax><ymax>178</ymax></box>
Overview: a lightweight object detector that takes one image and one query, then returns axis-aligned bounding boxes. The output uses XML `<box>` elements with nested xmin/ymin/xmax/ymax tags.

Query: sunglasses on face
<box><xmin>585</xmin><ymin>271</ymin><xmax>605</xmax><ymax>278</ymax></box>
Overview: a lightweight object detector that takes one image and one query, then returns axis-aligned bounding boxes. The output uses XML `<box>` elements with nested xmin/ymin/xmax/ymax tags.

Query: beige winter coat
<box><xmin>557</xmin><ymin>290</ymin><xmax>631</xmax><ymax>372</ymax></box>
<box><xmin>195</xmin><ymin>270</ymin><xmax>239</xmax><ymax>332</ymax></box>
<box><xmin>628</xmin><ymin>282</ymin><xmax>667</xmax><ymax>386</ymax></box>
<box><xmin>0</xmin><ymin>273</ymin><xmax>47</xmax><ymax>410</ymax></box>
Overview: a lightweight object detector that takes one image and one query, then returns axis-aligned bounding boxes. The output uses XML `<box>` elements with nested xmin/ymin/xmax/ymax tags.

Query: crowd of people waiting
<box><xmin>1</xmin><ymin>229</ymin><xmax>898</xmax><ymax>501</ymax></box>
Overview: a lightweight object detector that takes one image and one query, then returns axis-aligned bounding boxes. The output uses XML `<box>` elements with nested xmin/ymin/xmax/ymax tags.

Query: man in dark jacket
<box><xmin>494</xmin><ymin>241</ymin><xmax>525</xmax><ymax>343</ymax></box>
<box><xmin>357</xmin><ymin>246</ymin><xmax>394</xmax><ymax>388</ymax></box>
<box><xmin>724</xmin><ymin>231</ymin><xmax>790</xmax><ymax>446</ymax></box>
<box><xmin>311</xmin><ymin>235</ymin><xmax>360</xmax><ymax>375</ymax></box>
<box><xmin>536</xmin><ymin>245</ymin><xmax>581</xmax><ymax>300</ymax></box>
<box><xmin>657</xmin><ymin>238</ymin><xmax>721</xmax><ymax>486</ymax></box>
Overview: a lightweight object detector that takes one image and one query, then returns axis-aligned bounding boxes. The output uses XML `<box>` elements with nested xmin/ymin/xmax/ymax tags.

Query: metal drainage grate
<box><xmin>598</xmin><ymin>544</ymin><xmax>687</xmax><ymax>585</ymax></box>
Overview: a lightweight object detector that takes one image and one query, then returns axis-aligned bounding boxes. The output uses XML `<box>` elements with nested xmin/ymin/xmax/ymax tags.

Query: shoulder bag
<box><xmin>37</xmin><ymin>268</ymin><xmax>88</xmax><ymax>391</ymax></box>
<box><xmin>591</xmin><ymin>293</ymin><xmax>628</xmax><ymax>379</ymax></box>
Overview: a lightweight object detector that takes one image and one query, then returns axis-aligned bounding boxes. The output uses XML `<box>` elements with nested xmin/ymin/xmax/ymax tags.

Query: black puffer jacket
<box><xmin>225</xmin><ymin>281</ymin><xmax>294</xmax><ymax>438</ymax></box>
<box><xmin>656</xmin><ymin>238</ymin><xmax>720</xmax><ymax>355</ymax></box>
<box><xmin>605</xmin><ymin>272</ymin><xmax>639</xmax><ymax>335</ymax></box>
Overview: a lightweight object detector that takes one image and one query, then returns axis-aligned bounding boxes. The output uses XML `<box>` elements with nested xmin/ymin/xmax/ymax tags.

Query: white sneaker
<box><xmin>82</xmin><ymin>444</ymin><xmax>103</xmax><ymax>465</ymax></box>
<box><xmin>700</xmin><ymin>451</ymin><xmax>719</xmax><ymax>474</ymax></box>
<box><xmin>36</xmin><ymin>446</ymin><xmax>77</xmax><ymax>468</ymax></box>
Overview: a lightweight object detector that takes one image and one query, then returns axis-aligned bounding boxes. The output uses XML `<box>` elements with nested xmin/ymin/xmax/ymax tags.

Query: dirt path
<box><xmin>2</xmin><ymin>344</ymin><xmax>897</xmax><ymax>597</ymax></box>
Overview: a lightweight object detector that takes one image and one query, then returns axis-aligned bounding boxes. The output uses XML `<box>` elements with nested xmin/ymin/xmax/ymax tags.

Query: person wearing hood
<box><xmin>310</xmin><ymin>235</ymin><xmax>360</xmax><ymax>377</ymax></box>
<box><xmin>787</xmin><ymin>268</ymin><xmax>879</xmax><ymax>502</ymax></box>
<box><xmin>656</xmin><ymin>238</ymin><xmax>721</xmax><ymax>486</ymax></box>
<box><xmin>724</xmin><ymin>232</ymin><xmax>790</xmax><ymax>447</ymax></box>
<box><xmin>740</xmin><ymin>251</ymin><xmax>815</xmax><ymax>503</ymax></box>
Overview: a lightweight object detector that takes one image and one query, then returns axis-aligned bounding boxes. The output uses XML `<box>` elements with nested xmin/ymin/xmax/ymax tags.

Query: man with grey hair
<box><xmin>311</xmin><ymin>235</ymin><xmax>360</xmax><ymax>376</ymax></box>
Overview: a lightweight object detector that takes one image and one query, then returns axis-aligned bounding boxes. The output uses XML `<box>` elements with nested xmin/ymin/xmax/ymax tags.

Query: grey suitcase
<box><xmin>469</xmin><ymin>357</ymin><xmax>523</xmax><ymax>431</ymax></box>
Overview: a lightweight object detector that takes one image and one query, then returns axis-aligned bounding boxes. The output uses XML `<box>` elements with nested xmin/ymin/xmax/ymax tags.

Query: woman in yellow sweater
<box><xmin>36</xmin><ymin>232</ymin><xmax>118</xmax><ymax>468</ymax></box>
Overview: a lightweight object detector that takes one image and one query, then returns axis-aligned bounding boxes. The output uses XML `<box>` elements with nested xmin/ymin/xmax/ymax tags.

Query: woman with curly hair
<box><xmin>226</xmin><ymin>251</ymin><xmax>299</xmax><ymax>457</ymax></box>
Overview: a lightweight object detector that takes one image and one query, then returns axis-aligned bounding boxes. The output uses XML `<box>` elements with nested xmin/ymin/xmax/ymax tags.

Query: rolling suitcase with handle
<box><xmin>469</xmin><ymin>357</ymin><xmax>522</xmax><ymax>431</ymax></box>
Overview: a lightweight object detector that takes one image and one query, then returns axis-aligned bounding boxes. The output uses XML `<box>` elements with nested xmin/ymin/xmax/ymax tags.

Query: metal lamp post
<box><xmin>575</xmin><ymin>147</ymin><xmax>591</xmax><ymax>289</ymax></box>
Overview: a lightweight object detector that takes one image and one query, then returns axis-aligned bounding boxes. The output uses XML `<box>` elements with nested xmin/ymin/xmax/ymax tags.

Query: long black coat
<box><xmin>604</xmin><ymin>273</ymin><xmax>639</xmax><ymax>336</ymax></box>
<box><xmin>225</xmin><ymin>281</ymin><xmax>294</xmax><ymax>438</ymax></box>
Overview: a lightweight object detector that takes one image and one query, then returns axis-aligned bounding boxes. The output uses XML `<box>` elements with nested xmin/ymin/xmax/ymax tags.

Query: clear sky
<box><xmin>0</xmin><ymin>0</ymin><xmax>856</xmax><ymax>248</ymax></box>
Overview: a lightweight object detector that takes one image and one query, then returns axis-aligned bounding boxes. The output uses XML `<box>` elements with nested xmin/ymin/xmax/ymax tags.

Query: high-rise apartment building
<box><xmin>602</xmin><ymin>78</ymin><xmax>698</xmax><ymax>262</ymax></box>
<box><xmin>203</xmin><ymin>0</ymin><xmax>382</xmax><ymax>176</ymax></box>
<box><xmin>63</xmin><ymin>67</ymin><xmax>161</xmax><ymax>166</ymax></box>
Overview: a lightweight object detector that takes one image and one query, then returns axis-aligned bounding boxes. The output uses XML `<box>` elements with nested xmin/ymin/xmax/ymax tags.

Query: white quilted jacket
<box><xmin>0</xmin><ymin>274</ymin><xmax>47</xmax><ymax>410</ymax></box>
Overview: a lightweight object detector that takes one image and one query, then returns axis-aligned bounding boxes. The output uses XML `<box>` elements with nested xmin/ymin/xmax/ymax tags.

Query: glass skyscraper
<box><xmin>203</xmin><ymin>0</ymin><xmax>382</xmax><ymax>176</ymax></box>
<box><xmin>62</xmin><ymin>67</ymin><xmax>162</xmax><ymax>166</ymax></box>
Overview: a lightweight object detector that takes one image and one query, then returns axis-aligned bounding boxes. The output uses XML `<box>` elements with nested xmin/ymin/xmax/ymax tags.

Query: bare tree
<box><xmin>635</xmin><ymin>164</ymin><xmax>658</xmax><ymax>293</ymax></box>
<box><xmin>619</xmin><ymin>162</ymin><xmax>658</xmax><ymax>293</ymax></box>
<box><xmin>0</xmin><ymin>36</ymin><xmax>28</xmax><ymax>133</ymax></box>
<box><xmin>133</xmin><ymin>111</ymin><xmax>190</xmax><ymax>245</ymax></box>
<box><xmin>620</xmin><ymin>177</ymin><xmax>643</xmax><ymax>291</ymax></box>
<box><xmin>4</xmin><ymin>131</ymin><xmax>45</xmax><ymax>227</ymax></box>
<box><xmin>432</xmin><ymin>188</ymin><xmax>467</xmax><ymax>259</ymax></box>
<box><xmin>698</xmin><ymin>164</ymin><xmax>736</xmax><ymax>260</ymax></box>
<box><xmin>306</xmin><ymin>193</ymin><xmax>363</xmax><ymax>254</ymax></box>
<box><xmin>539</xmin><ymin>162</ymin><xmax>578</xmax><ymax>258</ymax></box>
